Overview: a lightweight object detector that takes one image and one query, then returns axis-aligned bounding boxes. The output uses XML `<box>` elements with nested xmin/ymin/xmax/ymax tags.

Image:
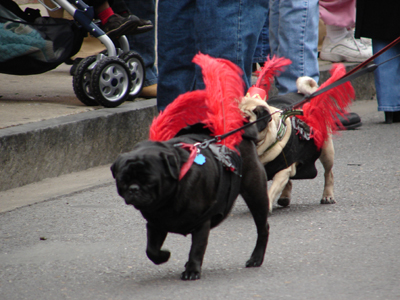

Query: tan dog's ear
<box><xmin>161</xmin><ymin>152</ymin><xmax>180</xmax><ymax>180</ymax></box>
<box><xmin>253</xmin><ymin>106</ymin><xmax>272</xmax><ymax>132</ymax></box>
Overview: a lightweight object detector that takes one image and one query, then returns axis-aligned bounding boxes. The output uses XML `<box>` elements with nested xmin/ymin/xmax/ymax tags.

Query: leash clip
<box><xmin>198</xmin><ymin>137</ymin><xmax>218</xmax><ymax>149</ymax></box>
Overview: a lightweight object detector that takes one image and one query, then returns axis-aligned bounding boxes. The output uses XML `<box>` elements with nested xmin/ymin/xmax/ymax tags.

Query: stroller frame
<box><xmin>40</xmin><ymin>0</ymin><xmax>145</xmax><ymax>107</ymax></box>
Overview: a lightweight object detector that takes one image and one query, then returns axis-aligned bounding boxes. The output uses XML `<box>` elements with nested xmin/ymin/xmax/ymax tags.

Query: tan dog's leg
<box><xmin>268</xmin><ymin>164</ymin><xmax>296</xmax><ymax>212</ymax></box>
<box><xmin>319</xmin><ymin>138</ymin><xmax>336</xmax><ymax>204</ymax></box>
<box><xmin>277</xmin><ymin>180</ymin><xmax>292</xmax><ymax>208</ymax></box>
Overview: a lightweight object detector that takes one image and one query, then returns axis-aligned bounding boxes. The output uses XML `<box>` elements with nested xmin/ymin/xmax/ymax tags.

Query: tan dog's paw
<box><xmin>277</xmin><ymin>197</ymin><xmax>291</xmax><ymax>207</ymax></box>
<box><xmin>320</xmin><ymin>197</ymin><xmax>336</xmax><ymax>204</ymax></box>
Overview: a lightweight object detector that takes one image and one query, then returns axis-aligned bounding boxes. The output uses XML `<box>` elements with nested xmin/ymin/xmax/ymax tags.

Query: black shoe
<box><xmin>118</xmin><ymin>11</ymin><xmax>153</xmax><ymax>34</ymax></box>
<box><xmin>394</xmin><ymin>111</ymin><xmax>400</xmax><ymax>122</ymax></box>
<box><xmin>336</xmin><ymin>112</ymin><xmax>362</xmax><ymax>130</ymax></box>
<box><xmin>126</xmin><ymin>14</ymin><xmax>153</xmax><ymax>34</ymax></box>
<box><xmin>385</xmin><ymin>112</ymin><xmax>394</xmax><ymax>124</ymax></box>
<box><xmin>385</xmin><ymin>111</ymin><xmax>400</xmax><ymax>123</ymax></box>
<box><xmin>102</xmin><ymin>14</ymin><xmax>152</xmax><ymax>40</ymax></box>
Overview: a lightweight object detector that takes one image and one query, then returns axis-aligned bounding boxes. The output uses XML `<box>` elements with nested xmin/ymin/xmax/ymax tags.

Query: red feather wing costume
<box><xmin>149</xmin><ymin>53</ymin><xmax>246</xmax><ymax>150</ymax></box>
<box><xmin>297</xmin><ymin>64</ymin><xmax>355</xmax><ymax>149</ymax></box>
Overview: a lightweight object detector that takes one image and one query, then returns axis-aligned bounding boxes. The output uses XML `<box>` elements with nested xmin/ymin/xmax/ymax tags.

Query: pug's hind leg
<box><xmin>145</xmin><ymin>223</ymin><xmax>170</xmax><ymax>265</ymax></box>
<box><xmin>181</xmin><ymin>220</ymin><xmax>211</xmax><ymax>281</ymax></box>
<box><xmin>277</xmin><ymin>179</ymin><xmax>292</xmax><ymax>208</ymax></box>
<box><xmin>319</xmin><ymin>138</ymin><xmax>336</xmax><ymax>204</ymax></box>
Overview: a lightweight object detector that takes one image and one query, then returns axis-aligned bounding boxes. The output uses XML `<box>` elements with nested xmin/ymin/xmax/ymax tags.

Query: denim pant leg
<box><xmin>269</xmin><ymin>0</ymin><xmax>319</xmax><ymax>94</ymax></box>
<box><xmin>253</xmin><ymin>8</ymin><xmax>270</xmax><ymax>64</ymax></box>
<box><xmin>124</xmin><ymin>0</ymin><xmax>157</xmax><ymax>88</ymax></box>
<box><xmin>157</xmin><ymin>0</ymin><xmax>267</xmax><ymax>111</ymax></box>
<box><xmin>373</xmin><ymin>40</ymin><xmax>400</xmax><ymax>112</ymax></box>
<box><xmin>157</xmin><ymin>0</ymin><xmax>196</xmax><ymax>111</ymax></box>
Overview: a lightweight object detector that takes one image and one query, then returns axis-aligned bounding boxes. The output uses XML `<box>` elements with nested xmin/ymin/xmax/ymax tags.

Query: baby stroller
<box><xmin>0</xmin><ymin>0</ymin><xmax>145</xmax><ymax>108</ymax></box>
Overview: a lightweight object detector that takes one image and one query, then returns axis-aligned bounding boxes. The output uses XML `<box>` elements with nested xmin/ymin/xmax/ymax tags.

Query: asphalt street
<box><xmin>0</xmin><ymin>101</ymin><xmax>399</xmax><ymax>300</ymax></box>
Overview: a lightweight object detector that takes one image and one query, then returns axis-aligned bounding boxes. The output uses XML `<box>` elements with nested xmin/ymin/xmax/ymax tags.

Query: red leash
<box><xmin>292</xmin><ymin>36</ymin><xmax>400</xmax><ymax>109</ymax></box>
<box><xmin>341</xmin><ymin>36</ymin><xmax>400</xmax><ymax>79</ymax></box>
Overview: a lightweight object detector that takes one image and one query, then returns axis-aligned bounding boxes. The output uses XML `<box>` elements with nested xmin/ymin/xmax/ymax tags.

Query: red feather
<box><xmin>193</xmin><ymin>54</ymin><xmax>246</xmax><ymax>149</ymax></box>
<box><xmin>149</xmin><ymin>90</ymin><xmax>208</xmax><ymax>141</ymax></box>
<box><xmin>254</xmin><ymin>55</ymin><xmax>292</xmax><ymax>95</ymax></box>
<box><xmin>297</xmin><ymin>64</ymin><xmax>355</xmax><ymax>149</ymax></box>
<box><xmin>149</xmin><ymin>53</ymin><xmax>246</xmax><ymax>150</ymax></box>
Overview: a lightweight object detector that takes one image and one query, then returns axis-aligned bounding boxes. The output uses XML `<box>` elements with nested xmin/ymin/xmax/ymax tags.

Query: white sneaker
<box><xmin>320</xmin><ymin>32</ymin><xmax>372</xmax><ymax>63</ymax></box>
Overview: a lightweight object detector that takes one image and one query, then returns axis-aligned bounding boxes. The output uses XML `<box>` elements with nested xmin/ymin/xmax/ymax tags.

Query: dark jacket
<box><xmin>355</xmin><ymin>1</ymin><xmax>400</xmax><ymax>41</ymax></box>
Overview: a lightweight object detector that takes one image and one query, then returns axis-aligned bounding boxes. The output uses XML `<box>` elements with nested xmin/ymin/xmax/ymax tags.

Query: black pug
<box><xmin>111</xmin><ymin>123</ymin><xmax>270</xmax><ymax>280</ymax></box>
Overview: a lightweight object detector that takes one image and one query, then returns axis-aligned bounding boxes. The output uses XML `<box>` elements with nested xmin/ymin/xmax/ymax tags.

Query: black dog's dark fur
<box><xmin>111</xmin><ymin>124</ymin><xmax>269</xmax><ymax>280</ymax></box>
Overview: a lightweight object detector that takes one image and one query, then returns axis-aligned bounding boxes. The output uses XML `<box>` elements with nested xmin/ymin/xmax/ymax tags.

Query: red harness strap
<box><xmin>178</xmin><ymin>143</ymin><xmax>199</xmax><ymax>180</ymax></box>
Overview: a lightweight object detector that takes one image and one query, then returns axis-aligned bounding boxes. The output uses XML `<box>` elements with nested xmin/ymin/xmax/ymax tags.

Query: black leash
<box><xmin>197</xmin><ymin>112</ymin><xmax>275</xmax><ymax>149</ymax></box>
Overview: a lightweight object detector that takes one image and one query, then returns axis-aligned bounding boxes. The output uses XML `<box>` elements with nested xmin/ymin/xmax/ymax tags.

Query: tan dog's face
<box><xmin>240</xmin><ymin>97</ymin><xmax>283</xmax><ymax>152</ymax></box>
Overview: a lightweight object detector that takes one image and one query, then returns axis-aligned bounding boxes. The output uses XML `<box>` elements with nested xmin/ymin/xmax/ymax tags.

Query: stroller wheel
<box><xmin>72</xmin><ymin>56</ymin><xmax>99</xmax><ymax>106</ymax></box>
<box><xmin>91</xmin><ymin>57</ymin><xmax>132</xmax><ymax>108</ymax></box>
<box><xmin>121</xmin><ymin>51</ymin><xmax>145</xmax><ymax>100</ymax></box>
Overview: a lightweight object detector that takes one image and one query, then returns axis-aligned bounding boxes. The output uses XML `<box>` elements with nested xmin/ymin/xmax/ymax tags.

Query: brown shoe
<box><xmin>139</xmin><ymin>84</ymin><xmax>157</xmax><ymax>98</ymax></box>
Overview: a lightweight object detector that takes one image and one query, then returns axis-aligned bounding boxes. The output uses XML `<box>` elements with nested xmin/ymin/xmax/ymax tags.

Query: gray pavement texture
<box><xmin>0</xmin><ymin>100</ymin><xmax>399</xmax><ymax>300</ymax></box>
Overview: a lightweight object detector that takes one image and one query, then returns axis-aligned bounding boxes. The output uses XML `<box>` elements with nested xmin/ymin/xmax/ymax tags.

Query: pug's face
<box><xmin>111</xmin><ymin>145</ymin><xmax>180</xmax><ymax>210</ymax></box>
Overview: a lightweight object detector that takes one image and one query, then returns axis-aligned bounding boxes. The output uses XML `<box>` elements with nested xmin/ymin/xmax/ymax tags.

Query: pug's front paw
<box><xmin>181</xmin><ymin>270</ymin><xmax>201</xmax><ymax>280</ymax></box>
<box><xmin>146</xmin><ymin>249</ymin><xmax>171</xmax><ymax>265</ymax></box>
<box><xmin>246</xmin><ymin>255</ymin><xmax>264</xmax><ymax>268</ymax></box>
<box><xmin>320</xmin><ymin>196</ymin><xmax>336</xmax><ymax>204</ymax></box>
<box><xmin>181</xmin><ymin>261</ymin><xmax>201</xmax><ymax>280</ymax></box>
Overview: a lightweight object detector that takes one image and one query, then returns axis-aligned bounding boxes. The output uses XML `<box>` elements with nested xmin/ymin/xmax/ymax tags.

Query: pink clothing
<box><xmin>319</xmin><ymin>0</ymin><xmax>356</xmax><ymax>28</ymax></box>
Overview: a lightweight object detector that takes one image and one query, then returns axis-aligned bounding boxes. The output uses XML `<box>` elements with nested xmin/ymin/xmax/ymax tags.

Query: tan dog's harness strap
<box><xmin>265</xmin><ymin>110</ymin><xmax>303</xmax><ymax>152</ymax></box>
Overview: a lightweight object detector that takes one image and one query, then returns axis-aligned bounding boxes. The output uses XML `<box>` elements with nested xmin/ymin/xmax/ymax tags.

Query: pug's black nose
<box><xmin>129</xmin><ymin>184</ymin><xmax>140</xmax><ymax>194</ymax></box>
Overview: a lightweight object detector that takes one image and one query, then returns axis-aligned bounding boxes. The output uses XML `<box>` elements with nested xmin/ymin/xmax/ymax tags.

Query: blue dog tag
<box><xmin>194</xmin><ymin>154</ymin><xmax>206</xmax><ymax>165</ymax></box>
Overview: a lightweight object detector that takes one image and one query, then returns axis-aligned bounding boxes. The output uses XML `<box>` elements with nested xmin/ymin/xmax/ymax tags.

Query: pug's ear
<box><xmin>161</xmin><ymin>152</ymin><xmax>179</xmax><ymax>180</ymax></box>
<box><xmin>110</xmin><ymin>162</ymin><xmax>116</xmax><ymax>178</ymax></box>
<box><xmin>253</xmin><ymin>106</ymin><xmax>272</xmax><ymax>132</ymax></box>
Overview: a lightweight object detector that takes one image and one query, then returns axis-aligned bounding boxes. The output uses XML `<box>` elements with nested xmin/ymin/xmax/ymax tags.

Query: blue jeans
<box><xmin>269</xmin><ymin>0</ymin><xmax>319</xmax><ymax>94</ymax></box>
<box><xmin>157</xmin><ymin>0</ymin><xmax>268</xmax><ymax>111</ymax></box>
<box><xmin>124</xmin><ymin>0</ymin><xmax>157</xmax><ymax>87</ymax></box>
<box><xmin>373</xmin><ymin>40</ymin><xmax>400</xmax><ymax>112</ymax></box>
<box><xmin>253</xmin><ymin>8</ymin><xmax>270</xmax><ymax>64</ymax></box>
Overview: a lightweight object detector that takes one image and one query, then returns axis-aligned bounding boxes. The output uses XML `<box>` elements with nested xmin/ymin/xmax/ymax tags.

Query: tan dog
<box><xmin>240</xmin><ymin>77</ymin><xmax>335</xmax><ymax>212</ymax></box>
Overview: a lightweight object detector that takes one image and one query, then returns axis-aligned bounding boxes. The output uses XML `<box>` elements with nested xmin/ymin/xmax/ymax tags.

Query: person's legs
<box><xmin>319</xmin><ymin>0</ymin><xmax>371</xmax><ymax>63</ymax></box>
<box><xmin>83</xmin><ymin>0</ymin><xmax>153</xmax><ymax>40</ymax></box>
<box><xmin>319</xmin><ymin>0</ymin><xmax>355</xmax><ymax>28</ymax></box>
<box><xmin>158</xmin><ymin>0</ymin><xmax>267</xmax><ymax>111</ymax></box>
<box><xmin>269</xmin><ymin>0</ymin><xmax>319</xmax><ymax>94</ymax></box>
<box><xmin>124</xmin><ymin>0</ymin><xmax>157</xmax><ymax>89</ymax></box>
<box><xmin>157</xmin><ymin>0</ymin><xmax>196</xmax><ymax>111</ymax></box>
<box><xmin>253</xmin><ymin>9</ymin><xmax>270</xmax><ymax>67</ymax></box>
<box><xmin>194</xmin><ymin>0</ymin><xmax>267</xmax><ymax>90</ymax></box>
<box><xmin>373</xmin><ymin>40</ymin><xmax>400</xmax><ymax>115</ymax></box>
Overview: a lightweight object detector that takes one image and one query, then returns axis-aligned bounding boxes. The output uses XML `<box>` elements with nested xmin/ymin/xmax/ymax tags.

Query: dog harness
<box><xmin>175</xmin><ymin>141</ymin><xmax>241</xmax><ymax>180</ymax></box>
<box><xmin>265</xmin><ymin>110</ymin><xmax>303</xmax><ymax>152</ymax></box>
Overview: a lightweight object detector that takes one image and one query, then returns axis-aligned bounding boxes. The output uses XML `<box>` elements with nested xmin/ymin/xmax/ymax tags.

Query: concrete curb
<box><xmin>0</xmin><ymin>99</ymin><xmax>157</xmax><ymax>191</ymax></box>
<box><xmin>266</xmin><ymin>62</ymin><xmax>376</xmax><ymax>100</ymax></box>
